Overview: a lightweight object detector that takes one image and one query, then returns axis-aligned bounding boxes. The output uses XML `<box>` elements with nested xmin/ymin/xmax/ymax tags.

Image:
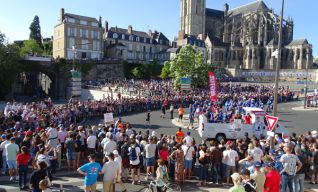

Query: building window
<box><xmin>160</xmin><ymin>40</ymin><xmax>163</xmax><ymax>44</ymax></box>
<box><xmin>93</xmin><ymin>40</ymin><xmax>100</xmax><ymax>51</ymax></box>
<box><xmin>129</xmin><ymin>35</ymin><xmax>134</xmax><ymax>41</ymax></box>
<box><xmin>67</xmin><ymin>18</ymin><xmax>75</xmax><ymax>23</ymax></box>
<box><xmin>92</xmin><ymin>31</ymin><xmax>99</xmax><ymax>39</ymax></box>
<box><xmin>122</xmin><ymin>34</ymin><xmax>125</xmax><ymax>40</ymax></box>
<box><xmin>136</xmin><ymin>37</ymin><xmax>140</xmax><ymax>42</ymax></box>
<box><xmin>81</xmin><ymin>39</ymin><xmax>89</xmax><ymax>50</ymax></box>
<box><xmin>150</xmin><ymin>47</ymin><xmax>152</xmax><ymax>53</ymax></box>
<box><xmin>69</xmin><ymin>38</ymin><xmax>75</xmax><ymax>49</ymax></box>
<box><xmin>91</xmin><ymin>22</ymin><xmax>98</xmax><ymax>27</ymax></box>
<box><xmin>81</xmin><ymin>29</ymin><xmax>88</xmax><ymax>38</ymax></box>
<box><xmin>128</xmin><ymin>44</ymin><xmax>133</xmax><ymax>51</ymax></box>
<box><xmin>136</xmin><ymin>45</ymin><xmax>140</xmax><ymax>52</ymax></box>
<box><xmin>80</xmin><ymin>20</ymin><xmax>88</xmax><ymax>25</ymax></box>
<box><xmin>68</xmin><ymin>27</ymin><xmax>76</xmax><ymax>37</ymax></box>
<box><xmin>144</xmin><ymin>38</ymin><xmax>147</xmax><ymax>43</ymax></box>
<box><xmin>113</xmin><ymin>33</ymin><xmax>118</xmax><ymax>39</ymax></box>
<box><xmin>143</xmin><ymin>46</ymin><xmax>146</xmax><ymax>52</ymax></box>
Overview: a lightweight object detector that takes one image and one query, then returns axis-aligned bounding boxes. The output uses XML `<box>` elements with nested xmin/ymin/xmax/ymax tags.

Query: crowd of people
<box><xmin>0</xmin><ymin>80</ymin><xmax>314</xmax><ymax>192</ymax></box>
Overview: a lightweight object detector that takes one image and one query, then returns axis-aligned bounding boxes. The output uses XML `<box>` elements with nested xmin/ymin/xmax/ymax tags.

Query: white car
<box><xmin>198</xmin><ymin>107</ymin><xmax>288</xmax><ymax>142</ymax></box>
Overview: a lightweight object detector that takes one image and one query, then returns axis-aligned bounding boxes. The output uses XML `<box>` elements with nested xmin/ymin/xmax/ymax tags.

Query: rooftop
<box><xmin>229</xmin><ymin>0</ymin><xmax>269</xmax><ymax>15</ymax></box>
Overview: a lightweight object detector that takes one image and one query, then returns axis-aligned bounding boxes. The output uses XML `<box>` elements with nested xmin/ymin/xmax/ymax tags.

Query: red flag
<box><xmin>208</xmin><ymin>71</ymin><xmax>218</xmax><ymax>102</ymax></box>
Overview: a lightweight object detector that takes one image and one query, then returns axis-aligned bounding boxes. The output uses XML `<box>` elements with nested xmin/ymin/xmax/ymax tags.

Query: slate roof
<box><xmin>166</xmin><ymin>47</ymin><xmax>181</xmax><ymax>53</ymax></box>
<box><xmin>207</xmin><ymin>35</ymin><xmax>228</xmax><ymax>47</ymax></box>
<box><xmin>183</xmin><ymin>34</ymin><xmax>205</xmax><ymax>47</ymax></box>
<box><xmin>206</xmin><ymin>8</ymin><xmax>224</xmax><ymax>18</ymax></box>
<box><xmin>65</xmin><ymin>13</ymin><xmax>98</xmax><ymax>23</ymax></box>
<box><xmin>287</xmin><ymin>39</ymin><xmax>308</xmax><ymax>46</ymax></box>
<box><xmin>229</xmin><ymin>0</ymin><xmax>269</xmax><ymax>15</ymax></box>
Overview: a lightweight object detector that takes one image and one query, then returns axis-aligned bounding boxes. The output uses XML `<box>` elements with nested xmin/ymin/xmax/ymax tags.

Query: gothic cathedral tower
<box><xmin>180</xmin><ymin>0</ymin><xmax>206</xmax><ymax>36</ymax></box>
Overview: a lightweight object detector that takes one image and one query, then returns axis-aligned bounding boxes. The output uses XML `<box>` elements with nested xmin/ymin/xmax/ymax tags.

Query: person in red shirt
<box><xmin>263</xmin><ymin>162</ymin><xmax>281</xmax><ymax>192</ymax></box>
<box><xmin>16</xmin><ymin>146</ymin><xmax>31</xmax><ymax>190</ymax></box>
<box><xmin>244</xmin><ymin>113</ymin><xmax>252</xmax><ymax>124</ymax></box>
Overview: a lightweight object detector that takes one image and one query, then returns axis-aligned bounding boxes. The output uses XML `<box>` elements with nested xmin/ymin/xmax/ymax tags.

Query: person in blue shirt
<box><xmin>77</xmin><ymin>154</ymin><xmax>102</xmax><ymax>192</ymax></box>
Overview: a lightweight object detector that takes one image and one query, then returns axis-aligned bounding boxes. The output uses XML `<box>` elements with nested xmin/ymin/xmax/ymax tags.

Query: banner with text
<box><xmin>208</xmin><ymin>71</ymin><xmax>218</xmax><ymax>102</ymax></box>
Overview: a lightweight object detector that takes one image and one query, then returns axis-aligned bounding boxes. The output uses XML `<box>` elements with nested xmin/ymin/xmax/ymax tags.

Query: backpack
<box><xmin>129</xmin><ymin>147</ymin><xmax>138</xmax><ymax>161</ymax></box>
<box><xmin>120</xmin><ymin>144</ymin><xmax>129</xmax><ymax>159</ymax></box>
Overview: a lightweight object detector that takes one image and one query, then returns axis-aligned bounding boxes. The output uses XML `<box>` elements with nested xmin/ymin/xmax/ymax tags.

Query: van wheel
<box><xmin>215</xmin><ymin>133</ymin><xmax>226</xmax><ymax>143</ymax></box>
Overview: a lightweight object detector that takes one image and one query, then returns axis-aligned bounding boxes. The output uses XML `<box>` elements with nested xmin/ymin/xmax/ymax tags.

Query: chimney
<box><xmin>128</xmin><ymin>25</ymin><xmax>133</xmax><ymax>34</ymax></box>
<box><xmin>99</xmin><ymin>16</ymin><xmax>102</xmax><ymax>27</ymax></box>
<box><xmin>104</xmin><ymin>20</ymin><xmax>109</xmax><ymax>33</ymax></box>
<box><xmin>115</xmin><ymin>26</ymin><xmax>118</xmax><ymax>32</ymax></box>
<box><xmin>60</xmin><ymin>8</ymin><xmax>65</xmax><ymax>22</ymax></box>
<box><xmin>148</xmin><ymin>29</ymin><xmax>152</xmax><ymax>36</ymax></box>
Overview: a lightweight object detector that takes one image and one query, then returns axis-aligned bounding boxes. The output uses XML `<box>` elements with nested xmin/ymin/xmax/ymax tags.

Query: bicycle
<box><xmin>140</xmin><ymin>180</ymin><xmax>181</xmax><ymax>192</ymax></box>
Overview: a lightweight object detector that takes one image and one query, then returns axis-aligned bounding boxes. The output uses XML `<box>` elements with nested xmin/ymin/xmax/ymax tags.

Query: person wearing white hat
<box><xmin>229</xmin><ymin>172</ymin><xmax>245</xmax><ymax>192</ymax></box>
<box><xmin>113</xmin><ymin>150</ymin><xmax>127</xmax><ymax>192</ymax></box>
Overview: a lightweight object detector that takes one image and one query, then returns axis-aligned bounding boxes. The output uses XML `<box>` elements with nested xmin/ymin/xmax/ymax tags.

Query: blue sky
<box><xmin>0</xmin><ymin>0</ymin><xmax>317</xmax><ymax>56</ymax></box>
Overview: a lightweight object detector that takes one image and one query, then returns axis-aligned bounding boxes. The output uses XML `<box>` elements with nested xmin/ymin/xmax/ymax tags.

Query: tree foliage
<box><xmin>168</xmin><ymin>45</ymin><xmax>208</xmax><ymax>88</ymax></box>
<box><xmin>20</xmin><ymin>39</ymin><xmax>43</xmax><ymax>56</ymax></box>
<box><xmin>42</xmin><ymin>41</ymin><xmax>53</xmax><ymax>56</ymax></box>
<box><xmin>160</xmin><ymin>61</ymin><xmax>171</xmax><ymax>79</ymax></box>
<box><xmin>29</xmin><ymin>15</ymin><xmax>42</xmax><ymax>46</ymax></box>
<box><xmin>0</xmin><ymin>32</ymin><xmax>22</xmax><ymax>99</ymax></box>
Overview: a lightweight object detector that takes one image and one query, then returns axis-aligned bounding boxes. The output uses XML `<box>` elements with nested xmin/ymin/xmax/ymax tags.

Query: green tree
<box><xmin>131</xmin><ymin>67</ymin><xmax>143</xmax><ymax>79</ymax></box>
<box><xmin>147</xmin><ymin>60</ymin><xmax>161</xmax><ymax>77</ymax></box>
<box><xmin>29</xmin><ymin>15</ymin><xmax>42</xmax><ymax>46</ymax></box>
<box><xmin>160</xmin><ymin>61</ymin><xmax>171</xmax><ymax>79</ymax></box>
<box><xmin>42</xmin><ymin>41</ymin><xmax>53</xmax><ymax>56</ymax></box>
<box><xmin>169</xmin><ymin>45</ymin><xmax>207</xmax><ymax>88</ymax></box>
<box><xmin>0</xmin><ymin>32</ymin><xmax>21</xmax><ymax>99</ymax></box>
<box><xmin>20</xmin><ymin>39</ymin><xmax>43</xmax><ymax>56</ymax></box>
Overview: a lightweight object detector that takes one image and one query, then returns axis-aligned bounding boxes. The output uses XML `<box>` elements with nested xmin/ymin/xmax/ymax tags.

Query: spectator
<box><xmin>250</xmin><ymin>162</ymin><xmax>265</xmax><ymax>192</ymax></box>
<box><xmin>0</xmin><ymin>134</ymin><xmax>9</xmax><ymax>175</ymax></box>
<box><xmin>16</xmin><ymin>146</ymin><xmax>30</xmax><ymax>190</ymax></box>
<box><xmin>229</xmin><ymin>172</ymin><xmax>245</xmax><ymax>192</ymax></box>
<box><xmin>128</xmin><ymin>138</ymin><xmax>141</xmax><ymax>185</ymax></box>
<box><xmin>101</xmin><ymin>152</ymin><xmax>119</xmax><ymax>192</ymax></box>
<box><xmin>87</xmin><ymin>130</ymin><xmax>97</xmax><ymax>155</ymax></box>
<box><xmin>169</xmin><ymin>143</ymin><xmax>184</xmax><ymax>184</ymax></box>
<box><xmin>155</xmin><ymin>159</ymin><xmax>168</xmax><ymax>192</ymax></box>
<box><xmin>294</xmin><ymin>147</ymin><xmax>306</xmax><ymax>192</ymax></box>
<box><xmin>113</xmin><ymin>150</ymin><xmax>127</xmax><ymax>192</ymax></box>
<box><xmin>30</xmin><ymin>161</ymin><xmax>53</xmax><ymax>192</ymax></box>
<box><xmin>280</xmin><ymin>143</ymin><xmax>303</xmax><ymax>192</ymax></box>
<box><xmin>6</xmin><ymin>137</ymin><xmax>19</xmax><ymax>181</ymax></box>
<box><xmin>182</xmin><ymin>141</ymin><xmax>195</xmax><ymax>179</ymax></box>
<box><xmin>263</xmin><ymin>162</ymin><xmax>280</xmax><ymax>192</ymax></box>
<box><xmin>310</xmin><ymin>143</ymin><xmax>318</xmax><ymax>184</ymax></box>
<box><xmin>77</xmin><ymin>154</ymin><xmax>101</xmax><ymax>192</ymax></box>
<box><xmin>144</xmin><ymin>136</ymin><xmax>156</xmax><ymax>180</ymax></box>
<box><xmin>223</xmin><ymin>143</ymin><xmax>239</xmax><ymax>185</ymax></box>
<box><xmin>240</xmin><ymin>168</ymin><xmax>256</xmax><ymax>192</ymax></box>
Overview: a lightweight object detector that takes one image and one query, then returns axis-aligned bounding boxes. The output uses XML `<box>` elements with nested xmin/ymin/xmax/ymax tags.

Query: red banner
<box><xmin>208</xmin><ymin>71</ymin><xmax>218</xmax><ymax>102</ymax></box>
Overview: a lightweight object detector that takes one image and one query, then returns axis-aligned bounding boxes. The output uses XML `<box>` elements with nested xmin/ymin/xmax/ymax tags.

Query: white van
<box><xmin>198</xmin><ymin>107</ymin><xmax>288</xmax><ymax>142</ymax></box>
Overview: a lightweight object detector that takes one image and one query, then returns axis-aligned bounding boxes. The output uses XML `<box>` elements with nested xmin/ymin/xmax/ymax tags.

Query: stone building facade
<box><xmin>180</xmin><ymin>0</ymin><xmax>313</xmax><ymax>70</ymax></box>
<box><xmin>103</xmin><ymin>23</ymin><xmax>170</xmax><ymax>65</ymax></box>
<box><xmin>53</xmin><ymin>8</ymin><xmax>104</xmax><ymax>60</ymax></box>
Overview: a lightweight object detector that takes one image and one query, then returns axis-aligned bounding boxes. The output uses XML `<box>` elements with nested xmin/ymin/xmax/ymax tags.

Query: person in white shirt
<box><xmin>251</xmin><ymin>142</ymin><xmax>264</xmax><ymax>163</ymax></box>
<box><xmin>101</xmin><ymin>152</ymin><xmax>119</xmax><ymax>192</ymax></box>
<box><xmin>0</xmin><ymin>134</ymin><xmax>10</xmax><ymax>174</ymax></box>
<box><xmin>86</xmin><ymin>130</ymin><xmax>97</xmax><ymax>155</ymax></box>
<box><xmin>46</xmin><ymin>125</ymin><xmax>59</xmax><ymax>148</ymax></box>
<box><xmin>223</xmin><ymin>143</ymin><xmax>239</xmax><ymax>185</ymax></box>
<box><xmin>182</xmin><ymin>142</ymin><xmax>195</xmax><ymax>179</ymax></box>
<box><xmin>113</xmin><ymin>150</ymin><xmax>127</xmax><ymax>192</ymax></box>
<box><xmin>144</xmin><ymin>137</ymin><xmax>156</xmax><ymax>180</ymax></box>
<box><xmin>103</xmin><ymin>134</ymin><xmax>117</xmax><ymax>157</ymax></box>
<box><xmin>183</xmin><ymin>132</ymin><xmax>193</xmax><ymax>147</ymax></box>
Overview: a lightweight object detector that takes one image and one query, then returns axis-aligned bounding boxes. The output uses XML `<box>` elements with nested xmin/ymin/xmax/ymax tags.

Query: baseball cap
<box><xmin>187</xmin><ymin>132</ymin><xmax>191</xmax><ymax>135</ymax></box>
<box><xmin>254</xmin><ymin>161</ymin><xmax>262</xmax><ymax>167</ymax></box>
<box><xmin>10</xmin><ymin>137</ymin><xmax>16</xmax><ymax>141</ymax></box>
<box><xmin>1</xmin><ymin>134</ymin><xmax>6</xmax><ymax>139</ymax></box>
<box><xmin>231</xmin><ymin>173</ymin><xmax>240</xmax><ymax>181</ymax></box>
<box><xmin>263</xmin><ymin>162</ymin><xmax>274</xmax><ymax>167</ymax></box>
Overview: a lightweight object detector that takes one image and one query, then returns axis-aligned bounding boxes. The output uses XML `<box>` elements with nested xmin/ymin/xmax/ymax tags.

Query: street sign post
<box><xmin>180</xmin><ymin>77</ymin><xmax>191</xmax><ymax>91</ymax></box>
<box><xmin>266</xmin><ymin>115</ymin><xmax>278</xmax><ymax>132</ymax></box>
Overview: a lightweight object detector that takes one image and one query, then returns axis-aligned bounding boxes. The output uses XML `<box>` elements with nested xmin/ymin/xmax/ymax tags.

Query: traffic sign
<box><xmin>266</xmin><ymin>115</ymin><xmax>278</xmax><ymax>132</ymax></box>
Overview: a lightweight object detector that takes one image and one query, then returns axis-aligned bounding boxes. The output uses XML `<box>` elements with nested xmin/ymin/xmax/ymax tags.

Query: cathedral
<box><xmin>179</xmin><ymin>0</ymin><xmax>313</xmax><ymax>70</ymax></box>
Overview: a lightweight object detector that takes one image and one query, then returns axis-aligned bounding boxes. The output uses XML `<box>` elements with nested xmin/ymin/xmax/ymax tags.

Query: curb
<box><xmin>292</xmin><ymin>107</ymin><xmax>318</xmax><ymax>111</ymax></box>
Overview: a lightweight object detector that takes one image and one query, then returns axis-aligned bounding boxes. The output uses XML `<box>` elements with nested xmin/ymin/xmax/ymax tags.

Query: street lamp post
<box><xmin>304</xmin><ymin>44</ymin><xmax>312</xmax><ymax>108</ymax></box>
<box><xmin>271</xmin><ymin>0</ymin><xmax>284</xmax><ymax>149</ymax></box>
<box><xmin>72</xmin><ymin>46</ymin><xmax>76</xmax><ymax>71</ymax></box>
